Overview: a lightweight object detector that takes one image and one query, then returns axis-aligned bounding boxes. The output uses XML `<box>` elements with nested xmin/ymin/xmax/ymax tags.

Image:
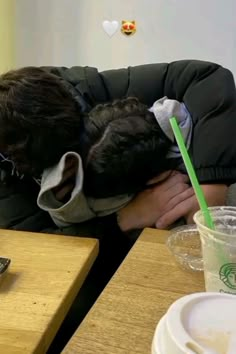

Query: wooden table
<box><xmin>0</xmin><ymin>229</ymin><xmax>98</xmax><ymax>354</ymax></box>
<box><xmin>63</xmin><ymin>228</ymin><xmax>204</xmax><ymax>354</ymax></box>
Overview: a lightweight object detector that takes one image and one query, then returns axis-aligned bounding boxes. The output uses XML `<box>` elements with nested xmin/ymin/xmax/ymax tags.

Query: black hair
<box><xmin>0</xmin><ymin>67</ymin><xmax>82</xmax><ymax>176</ymax></box>
<box><xmin>0</xmin><ymin>67</ymin><xmax>172</xmax><ymax>196</ymax></box>
<box><xmin>81</xmin><ymin>97</ymin><xmax>172</xmax><ymax>197</ymax></box>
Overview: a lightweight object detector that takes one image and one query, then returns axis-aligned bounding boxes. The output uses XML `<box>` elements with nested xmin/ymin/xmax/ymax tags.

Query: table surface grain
<box><xmin>0</xmin><ymin>229</ymin><xmax>98</xmax><ymax>354</ymax></box>
<box><xmin>63</xmin><ymin>228</ymin><xmax>204</xmax><ymax>354</ymax></box>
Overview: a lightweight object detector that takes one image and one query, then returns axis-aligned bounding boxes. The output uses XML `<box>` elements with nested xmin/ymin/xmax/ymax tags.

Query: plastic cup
<box><xmin>166</xmin><ymin>225</ymin><xmax>203</xmax><ymax>272</ymax></box>
<box><xmin>194</xmin><ymin>206</ymin><xmax>236</xmax><ymax>294</ymax></box>
<box><xmin>152</xmin><ymin>292</ymin><xmax>236</xmax><ymax>354</ymax></box>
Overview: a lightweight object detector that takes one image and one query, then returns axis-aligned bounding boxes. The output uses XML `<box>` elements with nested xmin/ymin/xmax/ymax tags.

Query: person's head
<box><xmin>81</xmin><ymin>97</ymin><xmax>172</xmax><ymax>198</ymax></box>
<box><xmin>0</xmin><ymin>67</ymin><xmax>82</xmax><ymax>176</ymax></box>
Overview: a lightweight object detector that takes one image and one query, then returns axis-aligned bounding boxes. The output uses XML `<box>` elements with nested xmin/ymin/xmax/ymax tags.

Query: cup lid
<box><xmin>152</xmin><ymin>292</ymin><xmax>236</xmax><ymax>354</ymax></box>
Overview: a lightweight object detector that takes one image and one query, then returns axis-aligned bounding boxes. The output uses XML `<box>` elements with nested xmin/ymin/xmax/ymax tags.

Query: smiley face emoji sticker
<box><xmin>121</xmin><ymin>21</ymin><xmax>136</xmax><ymax>36</ymax></box>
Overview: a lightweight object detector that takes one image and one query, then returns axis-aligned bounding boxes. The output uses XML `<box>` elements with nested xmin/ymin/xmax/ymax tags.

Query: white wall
<box><xmin>15</xmin><ymin>0</ymin><xmax>80</xmax><ymax>67</ymax></box>
<box><xmin>15</xmin><ymin>0</ymin><xmax>236</xmax><ymax>76</ymax></box>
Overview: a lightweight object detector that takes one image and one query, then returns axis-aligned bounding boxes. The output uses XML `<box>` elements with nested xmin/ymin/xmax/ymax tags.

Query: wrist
<box><xmin>116</xmin><ymin>208</ymin><xmax>133</xmax><ymax>232</ymax></box>
<box><xmin>116</xmin><ymin>206</ymin><xmax>145</xmax><ymax>232</ymax></box>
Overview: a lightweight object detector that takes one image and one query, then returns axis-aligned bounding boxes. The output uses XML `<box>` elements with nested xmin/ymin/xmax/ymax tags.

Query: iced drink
<box><xmin>194</xmin><ymin>207</ymin><xmax>236</xmax><ymax>294</ymax></box>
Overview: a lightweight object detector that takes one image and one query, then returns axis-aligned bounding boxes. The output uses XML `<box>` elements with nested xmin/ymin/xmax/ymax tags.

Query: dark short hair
<box><xmin>0</xmin><ymin>67</ymin><xmax>82</xmax><ymax>176</ymax></box>
<box><xmin>82</xmin><ymin>97</ymin><xmax>172</xmax><ymax>197</ymax></box>
<box><xmin>0</xmin><ymin>68</ymin><xmax>172</xmax><ymax>196</ymax></box>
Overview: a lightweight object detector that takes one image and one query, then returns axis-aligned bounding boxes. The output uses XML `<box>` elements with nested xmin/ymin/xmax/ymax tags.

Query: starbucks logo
<box><xmin>219</xmin><ymin>263</ymin><xmax>236</xmax><ymax>290</ymax></box>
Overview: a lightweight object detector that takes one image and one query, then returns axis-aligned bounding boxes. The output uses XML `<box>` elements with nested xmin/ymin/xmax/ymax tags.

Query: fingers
<box><xmin>163</xmin><ymin>176</ymin><xmax>189</xmax><ymax>198</ymax></box>
<box><xmin>58</xmin><ymin>156</ymin><xmax>78</xmax><ymax>187</ymax></box>
<box><xmin>147</xmin><ymin>170</ymin><xmax>173</xmax><ymax>185</ymax></box>
<box><xmin>52</xmin><ymin>156</ymin><xmax>78</xmax><ymax>202</ymax></box>
<box><xmin>53</xmin><ymin>165</ymin><xmax>77</xmax><ymax>194</ymax></box>
<box><xmin>167</xmin><ymin>182</ymin><xmax>190</xmax><ymax>198</ymax></box>
<box><xmin>155</xmin><ymin>192</ymin><xmax>196</xmax><ymax>229</ymax></box>
<box><xmin>61</xmin><ymin>164</ymin><xmax>78</xmax><ymax>183</ymax></box>
<box><xmin>162</xmin><ymin>187</ymin><xmax>195</xmax><ymax>217</ymax></box>
<box><xmin>147</xmin><ymin>170</ymin><xmax>187</xmax><ymax>186</ymax></box>
<box><xmin>150</xmin><ymin>174</ymin><xmax>189</xmax><ymax>198</ymax></box>
<box><xmin>53</xmin><ymin>182</ymin><xmax>75</xmax><ymax>202</ymax></box>
<box><xmin>64</xmin><ymin>155</ymin><xmax>78</xmax><ymax>171</ymax></box>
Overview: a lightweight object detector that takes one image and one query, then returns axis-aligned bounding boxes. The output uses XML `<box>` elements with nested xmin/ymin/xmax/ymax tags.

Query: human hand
<box><xmin>52</xmin><ymin>156</ymin><xmax>78</xmax><ymax>203</ymax></box>
<box><xmin>155</xmin><ymin>184</ymin><xmax>228</xmax><ymax>229</ymax></box>
<box><xmin>117</xmin><ymin>171</ymin><xmax>193</xmax><ymax>231</ymax></box>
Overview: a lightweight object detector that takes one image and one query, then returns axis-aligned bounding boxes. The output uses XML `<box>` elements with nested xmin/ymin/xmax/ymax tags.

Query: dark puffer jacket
<box><xmin>0</xmin><ymin>60</ymin><xmax>236</xmax><ymax>234</ymax></box>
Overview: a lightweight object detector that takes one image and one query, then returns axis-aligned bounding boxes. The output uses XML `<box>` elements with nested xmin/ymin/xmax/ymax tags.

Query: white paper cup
<box><xmin>194</xmin><ymin>207</ymin><xmax>236</xmax><ymax>294</ymax></box>
<box><xmin>152</xmin><ymin>292</ymin><xmax>236</xmax><ymax>354</ymax></box>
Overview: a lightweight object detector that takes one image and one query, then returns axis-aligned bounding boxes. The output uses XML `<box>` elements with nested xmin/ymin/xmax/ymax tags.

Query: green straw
<box><xmin>170</xmin><ymin>117</ymin><xmax>214</xmax><ymax>229</ymax></box>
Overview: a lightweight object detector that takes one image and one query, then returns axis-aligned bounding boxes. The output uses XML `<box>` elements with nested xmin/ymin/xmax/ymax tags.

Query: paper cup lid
<box><xmin>152</xmin><ymin>292</ymin><xmax>236</xmax><ymax>354</ymax></box>
<box><xmin>152</xmin><ymin>315</ymin><xmax>166</xmax><ymax>354</ymax></box>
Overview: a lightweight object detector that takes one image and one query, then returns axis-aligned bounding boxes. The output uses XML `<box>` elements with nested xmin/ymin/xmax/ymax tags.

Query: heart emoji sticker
<box><xmin>102</xmin><ymin>20</ymin><xmax>119</xmax><ymax>37</ymax></box>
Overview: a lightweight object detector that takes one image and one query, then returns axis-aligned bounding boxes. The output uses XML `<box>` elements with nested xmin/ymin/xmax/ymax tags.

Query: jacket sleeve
<box><xmin>163</xmin><ymin>60</ymin><xmax>236</xmax><ymax>184</ymax></box>
<box><xmin>0</xmin><ymin>177</ymin><xmax>55</xmax><ymax>232</ymax></box>
<box><xmin>48</xmin><ymin>61</ymin><xmax>236</xmax><ymax>184</ymax></box>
